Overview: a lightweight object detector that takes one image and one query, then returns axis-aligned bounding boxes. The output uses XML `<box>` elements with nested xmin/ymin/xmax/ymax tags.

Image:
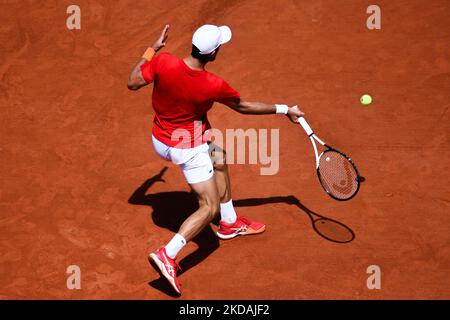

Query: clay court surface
<box><xmin>1</xmin><ymin>0</ymin><xmax>449</xmax><ymax>299</ymax></box>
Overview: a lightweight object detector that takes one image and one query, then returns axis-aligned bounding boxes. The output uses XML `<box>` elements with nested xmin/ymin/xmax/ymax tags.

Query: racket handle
<box><xmin>298</xmin><ymin>117</ymin><xmax>314</xmax><ymax>136</ymax></box>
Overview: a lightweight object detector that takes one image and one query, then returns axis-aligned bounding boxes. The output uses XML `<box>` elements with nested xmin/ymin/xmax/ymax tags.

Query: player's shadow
<box><xmin>129</xmin><ymin>167</ymin><xmax>355</xmax><ymax>297</ymax></box>
<box><xmin>128</xmin><ymin>167</ymin><xmax>221</xmax><ymax>297</ymax></box>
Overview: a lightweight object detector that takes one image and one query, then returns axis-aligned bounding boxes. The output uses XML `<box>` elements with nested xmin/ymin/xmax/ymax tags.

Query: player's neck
<box><xmin>183</xmin><ymin>56</ymin><xmax>207</xmax><ymax>71</ymax></box>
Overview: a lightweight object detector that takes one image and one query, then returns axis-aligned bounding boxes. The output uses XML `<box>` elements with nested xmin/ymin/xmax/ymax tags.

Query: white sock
<box><xmin>165</xmin><ymin>234</ymin><xmax>186</xmax><ymax>259</ymax></box>
<box><xmin>220</xmin><ymin>199</ymin><xmax>237</xmax><ymax>225</ymax></box>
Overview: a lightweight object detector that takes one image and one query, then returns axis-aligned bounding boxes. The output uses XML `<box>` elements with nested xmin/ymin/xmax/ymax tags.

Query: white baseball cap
<box><xmin>192</xmin><ymin>24</ymin><xmax>232</xmax><ymax>55</ymax></box>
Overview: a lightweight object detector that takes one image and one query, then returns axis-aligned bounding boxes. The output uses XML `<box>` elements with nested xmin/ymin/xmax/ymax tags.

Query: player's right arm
<box><xmin>127</xmin><ymin>25</ymin><xmax>169</xmax><ymax>91</ymax></box>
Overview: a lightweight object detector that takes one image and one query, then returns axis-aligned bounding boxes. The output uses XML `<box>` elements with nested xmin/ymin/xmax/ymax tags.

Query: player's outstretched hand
<box><xmin>152</xmin><ymin>24</ymin><xmax>169</xmax><ymax>52</ymax></box>
<box><xmin>287</xmin><ymin>105</ymin><xmax>305</xmax><ymax>124</ymax></box>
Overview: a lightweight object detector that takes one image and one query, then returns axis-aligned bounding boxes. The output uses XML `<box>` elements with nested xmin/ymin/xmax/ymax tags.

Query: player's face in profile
<box><xmin>209</xmin><ymin>46</ymin><xmax>221</xmax><ymax>61</ymax></box>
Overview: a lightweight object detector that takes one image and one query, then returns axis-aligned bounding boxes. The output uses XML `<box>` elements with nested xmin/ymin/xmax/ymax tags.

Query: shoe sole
<box><xmin>148</xmin><ymin>253</ymin><xmax>181</xmax><ymax>295</ymax></box>
<box><xmin>216</xmin><ymin>225</ymin><xmax>266</xmax><ymax>240</ymax></box>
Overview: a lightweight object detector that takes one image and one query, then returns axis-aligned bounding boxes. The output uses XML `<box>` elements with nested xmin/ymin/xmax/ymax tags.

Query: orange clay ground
<box><xmin>0</xmin><ymin>0</ymin><xmax>449</xmax><ymax>299</ymax></box>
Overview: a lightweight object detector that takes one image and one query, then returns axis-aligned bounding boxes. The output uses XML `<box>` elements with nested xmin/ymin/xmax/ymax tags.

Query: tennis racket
<box><xmin>298</xmin><ymin>117</ymin><xmax>361</xmax><ymax>201</ymax></box>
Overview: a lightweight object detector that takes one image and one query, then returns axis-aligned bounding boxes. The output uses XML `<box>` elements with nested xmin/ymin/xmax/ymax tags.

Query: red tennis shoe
<box><xmin>148</xmin><ymin>247</ymin><xmax>182</xmax><ymax>295</ymax></box>
<box><xmin>216</xmin><ymin>216</ymin><xmax>266</xmax><ymax>240</ymax></box>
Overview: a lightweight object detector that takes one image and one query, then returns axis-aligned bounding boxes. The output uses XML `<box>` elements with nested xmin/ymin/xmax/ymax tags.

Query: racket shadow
<box><xmin>234</xmin><ymin>196</ymin><xmax>355</xmax><ymax>244</ymax></box>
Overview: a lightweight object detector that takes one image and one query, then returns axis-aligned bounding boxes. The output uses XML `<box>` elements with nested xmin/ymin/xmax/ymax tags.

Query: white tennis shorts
<box><xmin>152</xmin><ymin>135</ymin><xmax>214</xmax><ymax>184</ymax></box>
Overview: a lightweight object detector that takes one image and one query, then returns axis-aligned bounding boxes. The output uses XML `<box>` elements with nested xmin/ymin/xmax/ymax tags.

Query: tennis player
<box><xmin>128</xmin><ymin>24</ymin><xmax>304</xmax><ymax>294</ymax></box>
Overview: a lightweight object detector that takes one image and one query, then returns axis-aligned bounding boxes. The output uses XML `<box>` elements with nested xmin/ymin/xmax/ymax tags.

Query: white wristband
<box><xmin>275</xmin><ymin>104</ymin><xmax>289</xmax><ymax>115</ymax></box>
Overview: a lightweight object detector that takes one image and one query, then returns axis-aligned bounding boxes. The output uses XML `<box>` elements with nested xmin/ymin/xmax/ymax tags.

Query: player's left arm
<box><xmin>216</xmin><ymin>80</ymin><xmax>304</xmax><ymax>123</ymax></box>
<box><xmin>226</xmin><ymin>98</ymin><xmax>305</xmax><ymax>124</ymax></box>
<box><xmin>127</xmin><ymin>24</ymin><xmax>169</xmax><ymax>91</ymax></box>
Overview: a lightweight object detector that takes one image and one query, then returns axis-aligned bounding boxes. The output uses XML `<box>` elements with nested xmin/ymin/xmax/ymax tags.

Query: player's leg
<box><xmin>209</xmin><ymin>144</ymin><xmax>231</xmax><ymax>202</ymax></box>
<box><xmin>209</xmin><ymin>143</ymin><xmax>235</xmax><ymax>223</ymax></box>
<box><xmin>149</xmin><ymin>141</ymin><xmax>218</xmax><ymax>295</ymax></box>
<box><xmin>155</xmin><ymin>176</ymin><xmax>219</xmax><ymax>265</ymax></box>
<box><xmin>208</xmin><ymin>143</ymin><xmax>266</xmax><ymax>240</ymax></box>
<box><xmin>178</xmin><ymin>177</ymin><xmax>220</xmax><ymax>241</ymax></box>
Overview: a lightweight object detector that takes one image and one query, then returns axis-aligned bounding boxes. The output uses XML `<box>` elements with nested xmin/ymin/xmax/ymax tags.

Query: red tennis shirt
<box><xmin>140</xmin><ymin>52</ymin><xmax>240</xmax><ymax>148</ymax></box>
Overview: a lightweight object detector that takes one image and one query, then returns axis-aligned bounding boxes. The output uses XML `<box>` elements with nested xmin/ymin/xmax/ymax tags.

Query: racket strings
<box><xmin>318</xmin><ymin>151</ymin><xmax>359</xmax><ymax>200</ymax></box>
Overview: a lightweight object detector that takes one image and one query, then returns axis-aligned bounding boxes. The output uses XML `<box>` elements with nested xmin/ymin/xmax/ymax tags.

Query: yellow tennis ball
<box><xmin>360</xmin><ymin>94</ymin><xmax>372</xmax><ymax>105</ymax></box>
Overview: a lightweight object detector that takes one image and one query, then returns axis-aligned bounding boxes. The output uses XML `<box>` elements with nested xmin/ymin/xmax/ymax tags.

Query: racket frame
<box><xmin>298</xmin><ymin>117</ymin><xmax>362</xmax><ymax>201</ymax></box>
